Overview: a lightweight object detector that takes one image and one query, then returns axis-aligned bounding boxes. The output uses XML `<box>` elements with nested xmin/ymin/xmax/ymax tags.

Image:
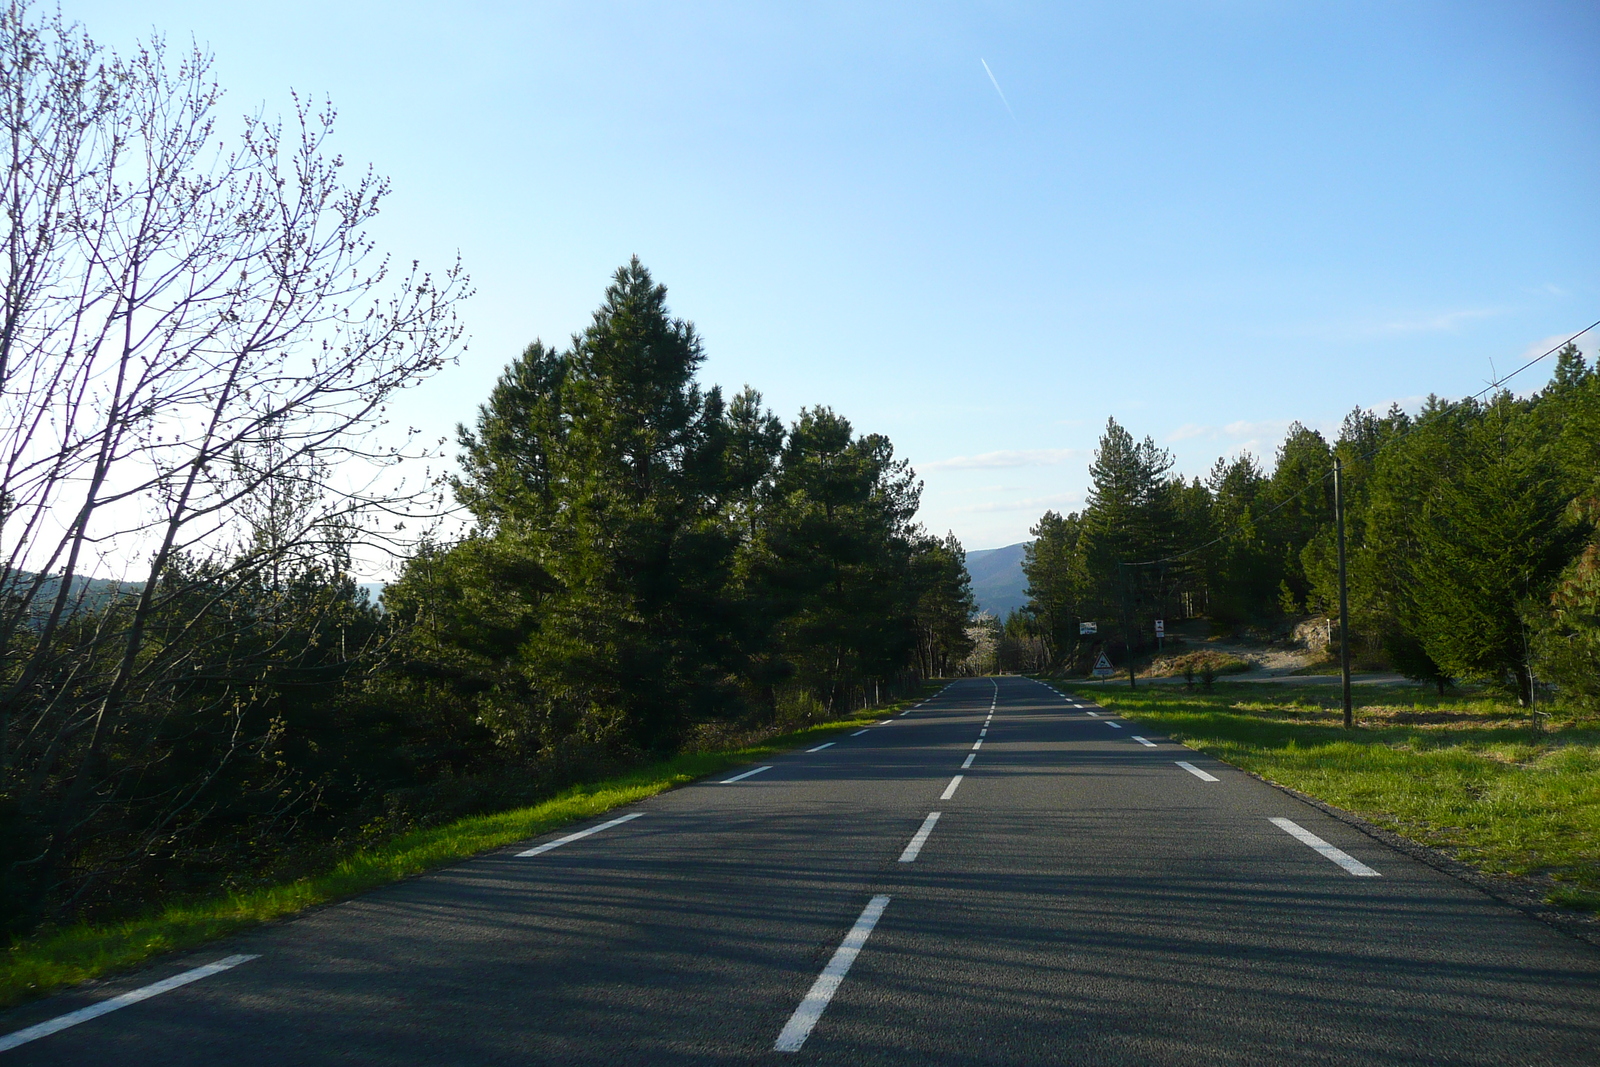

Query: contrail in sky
<box><xmin>980</xmin><ymin>58</ymin><xmax>1018</xmax><ymax>126</ymax></box>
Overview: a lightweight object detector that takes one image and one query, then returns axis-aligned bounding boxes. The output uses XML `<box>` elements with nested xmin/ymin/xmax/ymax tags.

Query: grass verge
<box><xmin>0</xmin><ymin>699</ymin><xmax>921</xmax><ymax>1010</ymax></box>
<box><xmin>1052</xmin><ymin>679</ymin><xmax>1600</xmax><ymax>913</ymax></box>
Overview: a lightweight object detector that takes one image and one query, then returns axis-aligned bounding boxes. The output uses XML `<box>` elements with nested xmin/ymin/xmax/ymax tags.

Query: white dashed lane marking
<box><xmin>0</xmin><ymin>955</ymin><xmax>260</xmax><ymax>1053</ymax></box>
<box><xmin>1175</xmin><ymin>761</ymin><xmax>1219</xmax><ymax>782</ymax></box>
<box><xmin>898</xmin><ymin>812</ymin><xmax>942</xmax><ymax>863</ymax></box>
<box><xmin>721</xmin><ymin>766</ymin><xmax>773</xmax><ymax>784</ymax></box>
<box><xmin>773</xmin><ymin>896</ymin><xmax>892</xmax><ymax>1053</ymax></box>
<box><xmin>1271</xmin><ymin>817</ymin><xmax>1382</xmax><ymax>877</ymax></box>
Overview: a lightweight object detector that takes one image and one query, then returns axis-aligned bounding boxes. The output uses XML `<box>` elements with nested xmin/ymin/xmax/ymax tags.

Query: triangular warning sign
<box><xmin>1091</xmin><ymin>652</ymin><xmax>1114</xmax><ymax>677</ymax></box>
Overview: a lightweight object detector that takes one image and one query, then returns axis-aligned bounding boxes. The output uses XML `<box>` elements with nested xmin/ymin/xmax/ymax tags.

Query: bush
<box><xmin>1156</xmin><ymin>650</ymin><xmax>1252</xmax><ymax>681</ymax></box>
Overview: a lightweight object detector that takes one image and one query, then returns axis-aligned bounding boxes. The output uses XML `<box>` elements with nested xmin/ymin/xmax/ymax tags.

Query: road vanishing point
<box><xmin>2</xmin><ymin>677</ymin><xmax>1597</xmax><ymax>1064</ymax></box>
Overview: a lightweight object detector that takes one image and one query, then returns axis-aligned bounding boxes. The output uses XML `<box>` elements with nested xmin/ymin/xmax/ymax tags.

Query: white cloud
<box><xmin>924</xmin><ymin>448</ymin><xmax>1084</xmax><ymax>471</ymax></box>
<box><xmin>1166</xmin><ymin>419</ymin><xmax>1292</xmax><ymax>445</ymax></box>
<box><xmin>1167</xmin><ymin>423</ymin><xmax>1213</xmax><ymax>441</ymax></box>
<box><xmin>1516</xmin><ymin>331</ymin><xmax>1592</xmax><ymax>364</ymax></box>
<box><xmin>951</xmin><ymin>493</ymin><xmax>1081</xmax><ymax>515</ymax></box>
<box><xmin>1374</xmin><ymin>308</ymin><xmax>1502</xmax><ymax>334</ymax></box>
<box><xmin>947</xmin><ymin>484</ymin><xmax>1029</xmax><ymax>494</ymax></box>
<box><xmin>1223</xmin><ymin>418</ymin><xmax>1292</xmax><ymax>439</ymax></box>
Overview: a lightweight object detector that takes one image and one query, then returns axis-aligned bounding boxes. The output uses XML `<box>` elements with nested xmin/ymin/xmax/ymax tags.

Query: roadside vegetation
<box><xmin>1055</xmin><ymin>680</ymin><xmax>1600</xmax><ymax>914</ymax></box>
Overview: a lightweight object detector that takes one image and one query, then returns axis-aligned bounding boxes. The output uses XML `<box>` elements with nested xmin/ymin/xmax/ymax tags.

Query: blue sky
<box><xmin>70</xmin><ymin>1</ymin><xmax>1600</xmax><ymax>558</ymax></box>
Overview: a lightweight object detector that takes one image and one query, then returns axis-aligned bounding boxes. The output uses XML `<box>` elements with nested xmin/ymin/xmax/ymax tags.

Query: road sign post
<box><xmin>1154</xmin><ymin>618</ymin><xmax>1164</xmax><ymax>651</ymax></box>
<box><xmin>1091</xmin><ymin>652</ymin><xmax>1115</xmax><ymax>678</ymax></box>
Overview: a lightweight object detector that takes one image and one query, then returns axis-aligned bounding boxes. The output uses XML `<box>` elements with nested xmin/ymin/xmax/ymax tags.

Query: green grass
<box><xmin>1051</xmin><ymin>679</ymin><xmax>1600</xmax><ymax>913</ymax></box>
<box><xmin>0</xmin><ymin>702</ymin><xmax>917</xmax><ymax>1009</ymax></box>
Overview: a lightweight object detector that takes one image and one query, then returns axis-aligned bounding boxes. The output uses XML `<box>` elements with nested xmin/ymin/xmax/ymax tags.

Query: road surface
<box><xmin>2</xmin><ymin>676</ymin><xmax>1596</xmax><ymax>1064</ymax></box>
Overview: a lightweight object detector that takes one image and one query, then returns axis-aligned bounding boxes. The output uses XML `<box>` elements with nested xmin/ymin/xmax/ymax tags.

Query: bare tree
<box><xmin>0</xmin><ymin>0</ymin><xmax>467</xmax><ymax>925</ymax></box>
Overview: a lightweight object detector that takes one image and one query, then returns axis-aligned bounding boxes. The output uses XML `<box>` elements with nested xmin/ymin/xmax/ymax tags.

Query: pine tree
<box><xmin>1078</xmin><ymin>418</ymin><xmax>1179</xmax><ymax>653</ymax></box>
<box><xmin>1368</xmin><ymin>395</ymin><xmax>1582</xmax><ymax>696</ymax></box>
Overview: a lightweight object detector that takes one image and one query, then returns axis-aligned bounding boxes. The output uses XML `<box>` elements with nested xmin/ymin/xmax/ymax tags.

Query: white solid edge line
<box><xmin>898</xmin><ymin>811</ymin><xmax>942</xmax><ymax>862</ymax></box>
<box><xmin>0</xmin><ymin>954</ymin><xmax>260</xmax><ymax>1053</ymax></box>
<box><xmin>1132</xmin><ymin>736</ymin><xmax>1157</xmax><ymax>747</ymax></box>
<box><xmin>850</xmin><ymin>729</ymin><xmax>868</xmax><ymax>736</ymax></box>
<box><xmin>518</xmin><ymin>811</ymin><xmax>645</xmax><ymax>856</ymax></box>
<box><xmin>774</xmin><ymin>894</ymin><xmax>892</xmax><ymax>1053</ymax></box>
<box><xmin>807</xmin><ymin>742</ymin><xmax>836</xmax><ymax>753</ymax></box>
<box><xmin>1175</xmin><ymin>761</ymin><xmax>1220</xmax><ymax>782</ymax></box>
<box><xmin>1107</xmin><ymin>722</ymin><xmax>1123</xmax><ymax>729</ymax></box>
<box><xmin>961</xmin><ymin>753</ymin><xmax>975</xmax><ymax>769</ymax></box>
<box><xmin>1271</xmin><ymin>817</ymin><xmax>1382</xmax><ymax>877</ymax></box>
<box><xmin>721</xmin><ymin>765</ymin><xmax>773</xmax><ymax>784</ymax></box>
<box><xmin>940</xmin><ymin>774</ymin><xmax>964</xmax><ymax>800</ymax></box>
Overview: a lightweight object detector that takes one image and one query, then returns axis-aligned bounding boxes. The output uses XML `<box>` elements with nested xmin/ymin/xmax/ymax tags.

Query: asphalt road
<box><xmin>3</xmin><ymin>676</ymin><xmax>1597</xmax><ymax>1065</ymax></box>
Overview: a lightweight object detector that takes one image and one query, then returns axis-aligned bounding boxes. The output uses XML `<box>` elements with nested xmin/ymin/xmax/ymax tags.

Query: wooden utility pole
<box><xmin>1335</xmin><ymin>456</ymin><xmax>1353</xmax><ymax>728</ymax></box>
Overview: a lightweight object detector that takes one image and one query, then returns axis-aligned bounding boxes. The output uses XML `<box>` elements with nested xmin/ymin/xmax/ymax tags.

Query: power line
<box><xmin>1116</xmin><ymin>318</ymin><xmax>1600</xmax><ymax>569</ymax></box>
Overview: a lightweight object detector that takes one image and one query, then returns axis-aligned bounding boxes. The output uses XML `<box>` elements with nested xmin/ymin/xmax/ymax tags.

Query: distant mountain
<box><xmin>2</xmin><ymin>572</ymin><xmax>140</xmax><ymax>617</ymax></box>
<box><xmin>964</xmin><ymin>542</ymin><xmax>1030</xmax><ymax>618</ymax></box>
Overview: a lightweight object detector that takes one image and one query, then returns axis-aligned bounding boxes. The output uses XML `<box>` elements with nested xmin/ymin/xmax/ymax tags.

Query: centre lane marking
<box><xmin>721</xmin><ymin>766</ymin><xmax>773</xmax><ymax>784</ymax></box>
<box><xmin>962</xmin><ymin>753</ymin><xmax>976</xmax><ymax>768</ymax></box>
<box><xmin>519</xmin><ymin>811</ymin><xmax>644</xmax><ymax>856</ymax></box>
<box><xmin>940</xmin><ymin>774</ymin><xmax>964</xmax><ymax>799</ymax></box>
<box><xmin>1175</xmin><ymin>761</ymin><xmax>1219</xmax><ymax>782</ymax></box>
<box><xmin>0</xmin><ymin>954</ymin><xmax>261</xmax><ymax>1053</ymax></box>
<box><xmin>898</xmin><ymin>812</ymin><xmax>942</xmax><ymax>862</ymax></box>
<box><xmin>1270</xmin><ymin>817</ymin><xmax>1382</xmax><ymax>877</ymax></box>
<box><xmin>807</xmin><ymin>742</ymin><xmax>835</xmax><ymax>753</ymax></box>
<box><xmin>979</xmin><ymin>728</ymin><xmax>987</xmax><ymax>736</ymax></box>
<box><xmin>1132</xmin><ymin>736</ymin><xmax>1157</xmax><ymax>747</ymax></box>
<box><xmin>774</xmin><ymin>895</ymin><xmax>892</xmax><ymax>1053</ymax></box>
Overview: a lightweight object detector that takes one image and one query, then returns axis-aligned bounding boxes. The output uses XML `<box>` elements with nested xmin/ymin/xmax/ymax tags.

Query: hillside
<box><xmin>964</xmin><ymin>542</ymin><xmax>1030</xmax><ymax>618</ymax></box>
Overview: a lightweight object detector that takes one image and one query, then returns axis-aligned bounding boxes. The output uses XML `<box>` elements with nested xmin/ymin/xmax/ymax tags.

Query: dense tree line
<box><xmin>1021</xmin><ymin>343</ymin><xmax>1600</xmax><ymax>709</ymax></box>
<box><xmin>384</xmin><ymin>260</ymin><xmax>975</xmax><ymax>753</ymax></box>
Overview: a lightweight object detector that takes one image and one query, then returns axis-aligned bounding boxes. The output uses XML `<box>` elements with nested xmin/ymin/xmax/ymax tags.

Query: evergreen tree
<box><xmin>757</xmin><ymin>407</ymin><xmax>922</xmax><ymax>712</ymax></box>
<box><xmin>1262</xmin><ymin>423</ymin><xmax>1333</xmax><ymax>611</ymax></box>
<box><xmin>911</xmin><ymin>532</ymin><xmax>978</xmax><ymax>676</ymax></box>
<box><xmin>1022</xmin><ymin>509</ymin><xmax>1088</xmax><ymax>668</ymax></box>
<box><xmin>1366</xmin><ymin>394</ymin><xmax>1583</xmax><ymax>696</ymax></box>
<box><xmin>1201</xmin><ymin>453</ymin><xmax>1274</xmax><ymax>628</ymax></box>
<box><xmin>1078</xmin><ymin>418</ymin><xmax>1180</xmax><ymax>653</ymax></box>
